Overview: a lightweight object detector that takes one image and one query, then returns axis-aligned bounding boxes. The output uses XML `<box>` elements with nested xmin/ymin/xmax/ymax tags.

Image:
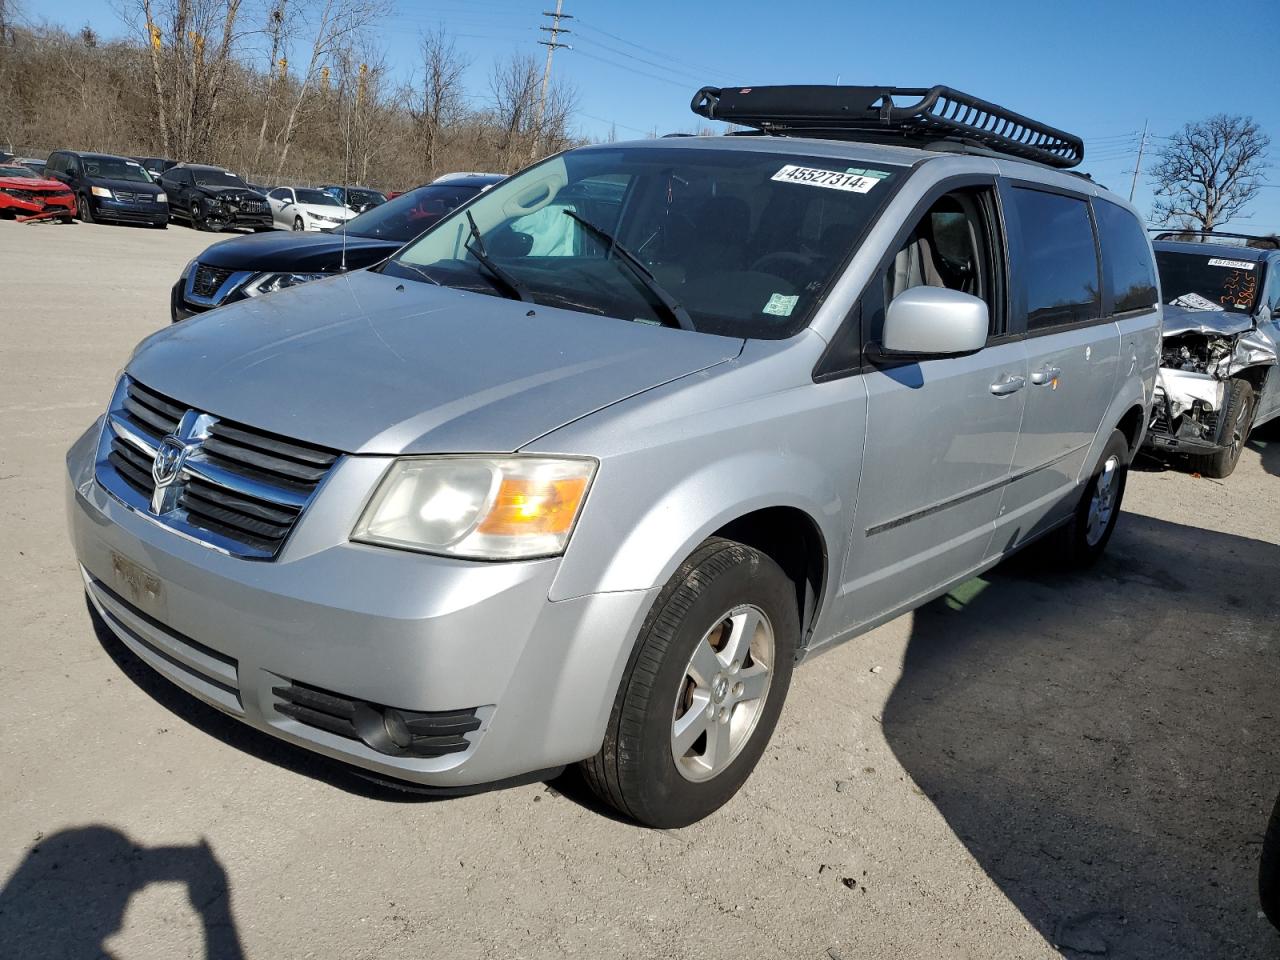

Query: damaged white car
<box><xmin>1145</xmin><ymin>233</ymin><xmax>1280</xmax><ymax>477</ymax></box>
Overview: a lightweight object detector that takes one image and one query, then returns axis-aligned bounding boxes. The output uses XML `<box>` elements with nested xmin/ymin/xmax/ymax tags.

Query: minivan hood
<box><xmin>127</xmin><ymin>269</ymin><xmax>743</xmax><ymax>454</ymax></box>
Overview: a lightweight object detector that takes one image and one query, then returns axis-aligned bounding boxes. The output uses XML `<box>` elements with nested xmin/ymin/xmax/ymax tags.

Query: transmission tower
<box><xmin>532</xmin><ymin>0</ymin><xmax>572</xmax><ymax>161</ymax></box>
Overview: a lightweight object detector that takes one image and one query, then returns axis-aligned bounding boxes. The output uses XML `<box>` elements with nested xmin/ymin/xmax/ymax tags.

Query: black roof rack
<box><xmin>690</xmin><ymin>85</ymin><xmax>1084</xmax><ymax>169</ymax></box>
<box><xmin>1149</xmin><ymin>229</ymin><xmax>1279</xmax><ymax>250</ymax></box>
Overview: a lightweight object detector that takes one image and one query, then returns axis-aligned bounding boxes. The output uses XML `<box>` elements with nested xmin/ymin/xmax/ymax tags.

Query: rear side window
<box><xmin>1095</xmin><ymin>199</ymin><xmax>1157</xmax><ymax>313</ymax></box>
<box><xmin>1010</xmin><ymin>187</ymin><xmax>1100</xmax><ymax>330</ymax></box>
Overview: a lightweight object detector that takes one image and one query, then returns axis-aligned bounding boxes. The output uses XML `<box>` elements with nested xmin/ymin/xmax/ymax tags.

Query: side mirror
<box><xmin>881</xmin><ymin>286</ymin><xmax>989</xmax><ymax>358</ymax></box>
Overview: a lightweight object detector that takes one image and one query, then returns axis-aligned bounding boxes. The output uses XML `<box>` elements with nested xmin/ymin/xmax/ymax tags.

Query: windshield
<box><xmin>388</xmin><ymin>146</ymin><xmax>902</xmax><ymax>339</ymax></box>
<box><xmin>0</xmin><ymin>165</ymin><xmax>37</xmax><ymax>179</ymax></box>
<box><xmin>193</xmin><ymin>169</ymin><xmax>248</xmax><ymax>189</ymax></box>
<box><xmin>1156</xmin><ymin>250</ymin><xmax>1264</xmax><ymax>313</ymax></box>
<box><xmin>297</xmin><ymin>188</ymin><xmax>341</xmax><ymax>206</ymax></box>
<box><xmin>341</xmin><ymin>183</ymin><xmax>482</xmax><ymax>242</ymax></box>
<box><xmin>83</xmin><ymin>157</ymin><xmax>153</xmax><ymax>183</ymax></box>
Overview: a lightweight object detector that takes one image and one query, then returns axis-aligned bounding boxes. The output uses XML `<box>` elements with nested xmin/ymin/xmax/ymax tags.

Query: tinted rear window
<box><xmin>1095</xmin><ymin>199</ymin><xmax>1157</xmax><ymax>313</ymax></box>
<box><xmin>1011</xmin><ymin>187</ymin><xmax>1100</xmax><ymax>330</ymax></box>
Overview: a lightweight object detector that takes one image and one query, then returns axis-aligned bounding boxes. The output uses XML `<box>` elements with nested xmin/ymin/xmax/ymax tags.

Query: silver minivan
<box><xmin>66</xmin><ymin>86</ymin><xmax>1160</xmax><ymax>826</ymax></box>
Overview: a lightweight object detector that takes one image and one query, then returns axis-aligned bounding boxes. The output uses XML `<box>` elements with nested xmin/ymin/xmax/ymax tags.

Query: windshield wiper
<box><xmin>563</xmin><ymin>209</ymin><xmax>695</xmax><ymax>332</ymax></box>
<box><xmin>464</xmin><ymin>210</ymin><xmax>533</xmax><ymax>303</ymax></box>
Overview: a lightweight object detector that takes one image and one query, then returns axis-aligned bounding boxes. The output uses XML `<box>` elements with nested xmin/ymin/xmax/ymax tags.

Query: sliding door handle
<box><xmin>1030</xmin><ymin>365</ymin><xmax>1062</xmax><ymax>386</ymax></box>
<box><xmin>989</xmin><ymin>375</ymin><xmax>1026</xmax><ymax>396</ymax></box>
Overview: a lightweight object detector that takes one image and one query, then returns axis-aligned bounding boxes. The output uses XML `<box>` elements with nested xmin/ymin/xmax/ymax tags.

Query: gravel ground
<box><xmin>2</xmin><ymin>217</ymin><xmax>1279</xmax><ymax>960</ymax></box>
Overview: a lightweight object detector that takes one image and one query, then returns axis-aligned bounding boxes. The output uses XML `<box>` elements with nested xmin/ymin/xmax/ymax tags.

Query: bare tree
<box><xmin>1151</xmin><ymin>114</ymin><xmax>1271</xmax><ymax>231</ymax></box>
<box><xmin>270</xmin><ymin>0</ymin><xmax>389</xmax><ymax>178</ymax></box>
<box><xmin>249</xmin><ymin>0</ymin><xmax>290</xmax><ymax>171</ymax></box>
<box><xmin>404</xmin><ymin>28</ymin><xmax>464</xmax><ymax>183</ymax></box>
<box><xmin>489</xmin><ymin>52</ymin><xmax>575</xmax><ymax>172</ymax></box>
<box><xmin>122</xmin><ymin>0</ymin><xmax>247</xmax><ymax>158</ymax></box>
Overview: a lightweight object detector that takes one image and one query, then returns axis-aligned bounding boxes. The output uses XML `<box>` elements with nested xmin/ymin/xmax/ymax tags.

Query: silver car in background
<box><xmin>66</xmin><ymin>85</ymin><xmax>1160</xmax><ymax>826</ymax></box>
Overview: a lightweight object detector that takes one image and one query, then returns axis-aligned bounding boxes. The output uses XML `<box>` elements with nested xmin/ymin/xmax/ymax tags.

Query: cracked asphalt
<box><xmin>2</xmin><ymin>217</ymin><xmax>1278</xmax><ymax>959</ymax></box>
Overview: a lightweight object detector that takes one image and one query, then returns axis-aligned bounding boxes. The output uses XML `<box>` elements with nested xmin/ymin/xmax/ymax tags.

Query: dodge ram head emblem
<box><xmin>152</xmin><ymin>435</ymin><xmax>191</xmax><ymax>487</ymax></box>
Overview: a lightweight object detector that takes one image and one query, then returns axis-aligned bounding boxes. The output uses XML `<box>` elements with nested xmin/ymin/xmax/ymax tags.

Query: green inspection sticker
<box><xmin>844</xmin><ymin>167</ymin><xmax>891</xmax><ymax>179</ymax></box>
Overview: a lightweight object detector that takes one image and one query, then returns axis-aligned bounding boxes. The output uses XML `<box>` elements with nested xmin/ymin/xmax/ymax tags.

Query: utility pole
<box><xmin>1129</xmin><ymin>119</ymin><xmax>1149</xmax><ymax>203</ymax></box>
<box><xmin>533</xmin><ymin>0</ymin><xmax>572</xmax><ymax>162</ymax></box>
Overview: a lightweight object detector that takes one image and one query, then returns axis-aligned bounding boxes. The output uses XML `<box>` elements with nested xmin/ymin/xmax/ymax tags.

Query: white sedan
<box><xmin>265</xmin><ymin>186</ymin><xmax>357</xmax><ymax>232</ymax></box>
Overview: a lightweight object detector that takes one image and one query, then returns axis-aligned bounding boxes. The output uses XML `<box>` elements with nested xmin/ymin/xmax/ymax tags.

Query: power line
<box><xmin>572</xmin><ymin>18</ymin><xmax>736</xmax><ymax>80</ymax></box>
<box><xmin>569</xmin><ymin>48</ymin><xmax>693</xmax><ymax>91</ymax></box>
<box><xmin>571</xmin><ymin>36</ymin><xmax>707</xmax><ymax>85</ymax></box>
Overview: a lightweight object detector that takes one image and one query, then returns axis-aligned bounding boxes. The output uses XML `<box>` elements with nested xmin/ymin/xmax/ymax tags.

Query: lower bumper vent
<box><xmin>272</xmin><ymin>680</ymin><xmax>480</xmax><ymax>758</ymax></box>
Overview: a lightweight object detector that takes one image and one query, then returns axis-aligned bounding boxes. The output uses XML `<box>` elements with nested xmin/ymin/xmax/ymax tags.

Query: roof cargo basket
<box><xmin>691</xmin><ymin>85</ymin><xmax>1084</xmax><ymax>169</ymax></box>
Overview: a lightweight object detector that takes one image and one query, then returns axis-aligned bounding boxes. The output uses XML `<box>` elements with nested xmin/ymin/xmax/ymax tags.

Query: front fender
<box><xmin>534</xmin><ymin>333</ymin><xmax>864</xmax><ymax>612</ymax></box>
<box><xmin>555</xmin><ymin>449</ymin><xmax>843</xmax><ymax>603</ymax></box>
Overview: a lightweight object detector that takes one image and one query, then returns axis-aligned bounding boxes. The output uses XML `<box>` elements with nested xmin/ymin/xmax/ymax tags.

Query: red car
<box><xmin>0</xmin><ymin>164</ymin><xmax>77</xmax><ymax>222</ymax></box>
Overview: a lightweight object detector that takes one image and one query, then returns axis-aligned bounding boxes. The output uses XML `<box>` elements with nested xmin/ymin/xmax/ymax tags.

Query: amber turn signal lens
<box><xmin>476</xmin><ymin>476</ymin><xmax>589</xmax><ymax>537</ymax></box>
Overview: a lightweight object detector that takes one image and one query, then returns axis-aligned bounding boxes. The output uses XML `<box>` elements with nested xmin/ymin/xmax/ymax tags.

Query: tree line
<box><xmin>0</xmin><ymin>0</ymin><xmax>580</xmax><ymax>190</ymax></box>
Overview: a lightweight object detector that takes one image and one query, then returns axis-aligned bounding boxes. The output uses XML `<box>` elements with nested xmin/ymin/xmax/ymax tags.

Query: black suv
<box><xmin>170</xmin><ymin>175</ymin><xmax>503</xmax><ymax>321</ymax></box>
<box><xmin>133</xmin><ymin>156</ymin><xmax>178</xmax><ymax>181</ymax></box>
<box><xmin>160</xmin><ymin>164</ymin><xmax>272</xmax><ymax>232</ymax></box>
<box><xmin>44</xmin><ymin>150</ymin><xmax>168</xmax><ymax>227</ymax></box>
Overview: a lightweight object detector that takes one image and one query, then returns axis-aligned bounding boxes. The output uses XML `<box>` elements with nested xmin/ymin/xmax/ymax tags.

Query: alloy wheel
<box><xmin>1085</xmin><ymin>455</ymin><xmax>1120</xmax><ymax>547</ymax></box>
<box><xmin>671</xmin><ymin>604</ymin><xmax>774</xmax><ymax>782</ymax></box>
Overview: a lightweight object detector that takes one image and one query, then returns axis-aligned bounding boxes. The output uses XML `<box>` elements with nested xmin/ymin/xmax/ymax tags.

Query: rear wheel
<box><xmin>1189</xmin><ymin>379</ymin><xmax>1255</xmax><ymax>479</ymax></box>
<box><xmin>1058</xmin><ymin>428</ymin><xmax>1130</xmax><ymax>568</ymax></box>
<box><xmin>583</xmin><ymin>537</ymin><xmax>797</xmax><ymax>827</ymax></box>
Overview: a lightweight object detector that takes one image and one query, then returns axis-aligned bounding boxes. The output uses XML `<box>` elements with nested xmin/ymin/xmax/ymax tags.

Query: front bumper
<box><xmin>1143</xmin><ymin>372</ymin><xmax>1230</xmax><ymax>454</ymax></box>
<box><xmin>66</xmin><ymin>421</ymin><xmax>657</xmax><ymax>787</ymax></box>
<box><xmin>91</xmin><ymin>197</ymin><xmax>169</xmax><ymax>225</ymax></box>
<box><xmin>0</xmin><ymin>191</ymin><xmax>76</xmax><ymax>221</ymax></box>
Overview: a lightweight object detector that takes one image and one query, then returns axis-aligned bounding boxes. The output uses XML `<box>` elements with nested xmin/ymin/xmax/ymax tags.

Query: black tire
<box><xmin>582</xmin><ymin>537</ymin><xmax>798</xmax><ymax>827</ymax></box>
<box><xmin>1261</xmin><ymin>789</ymin><xmax>1280</xmax><ymax>931</ymax></box>
<box><xmin>78</xmin><ymin>194</ymin><xmax>93</xmax><ymax>223</ymax></box>
<box><xmin>59</xmin><ymin>215</ymin><xmax>74</xmax><ymax>224</ymax></box>
<box><xmin>190</xmin><ymin>201</ymin><xmax>206</xmax><ymax>231</ymax></box>
<box><xmin>1189</xmin><ymin>379</ymin><xmax>1255</xmax><ymax>479</ymax></box>
<box><xmin>1058</xmin><ymin>428</ymin><xmax>1130</xmax><ymax>568</ymax></box>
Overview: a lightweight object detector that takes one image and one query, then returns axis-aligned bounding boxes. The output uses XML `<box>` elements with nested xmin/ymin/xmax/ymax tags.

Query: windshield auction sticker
<box><xmin>1207</xmin><ymin>258</ymin><xmax>1254</xmax><ymax>270</ymax></box>
<box><xmin>771</xmin><ymin>165</ymin><xmax>883</xmax><ymax>193</ymax></box>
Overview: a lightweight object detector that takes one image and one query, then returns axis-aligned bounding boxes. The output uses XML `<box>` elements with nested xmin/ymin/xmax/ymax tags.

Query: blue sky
<box><xmin>35</xmin><ymin>0</ymin><xmax>1280</xmax><ymax>230</ymax></box>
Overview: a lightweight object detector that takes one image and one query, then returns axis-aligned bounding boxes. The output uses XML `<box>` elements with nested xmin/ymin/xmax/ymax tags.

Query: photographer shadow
<box><xmin>883</xmin><ymin>513</ymin><xmax>1280</xmax><ymax>957</ymax></box>
<box><xmin>0</xmin><ymin>826</ymin><xmax>244</xmax><ymax>959</ymax></box>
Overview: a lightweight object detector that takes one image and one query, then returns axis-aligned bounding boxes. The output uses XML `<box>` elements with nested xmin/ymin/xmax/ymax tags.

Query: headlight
<box><xmin>156</xmin><ymin>192</ymin><xmax>167</xmax><ymax>203</ymax></box>
<box><xmin>242</xmin><ymin>272</ymin><xmax>330</xmax><ymax>296</ymax></box>
<box><xmin>90</xmin><ymin>185</ymin><xmax>113</xmax><ymax>198</ymax></box>
<box><xmin>352</xmin><ymin>456</ymin><xmax>597</xmax><ymax>560</ymax></box>
<box><xmin>180</xmin><ymin>257</ymin><xmax>197</xmax><ymax>279</ymax></box>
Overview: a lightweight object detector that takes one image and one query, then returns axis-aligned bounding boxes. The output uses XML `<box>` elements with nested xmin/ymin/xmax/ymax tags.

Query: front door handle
<box><xmin>989</xmin><ymin>374</ymin><xmax>1026</xmax><ymax>396</ymax></box>
<box><xmin>1030</xmin><ymin>365</ymin><xmax>1062</xmax><ymax>386</ymax></box>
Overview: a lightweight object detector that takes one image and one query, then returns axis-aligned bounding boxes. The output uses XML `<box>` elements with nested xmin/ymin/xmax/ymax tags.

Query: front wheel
<box><xmin>78</xmin><ymin>195</ymin><xmax>94</xmax><ymax>223</ymax></box>
<box><xmin>1261</xmin><ymin>789</ymin><xmax>1280</xmax><ymax>930</ymax></box>
<box><xmin>190</xmin><ymin>201</ymin><xmax>206</xmax><ymax>230</ymax></box>
<box><xmin>1189</xmin><ymin>379</ymin><xmax>1255</xmax><ymax>479</ymax></box>
<box><xmin>292</xmin><ymin>215</ymin><xmax>305</xmax><ymax>231</ymax></box>
<box><xmin>583</xmin><ymin>537</ymin><xmax>797</xmax><ymax>827</ymax></box>
<box><xmin>1057</xmin><ymin>428</ymin><xmax>1130</xmax><ymax>567</ymax></box>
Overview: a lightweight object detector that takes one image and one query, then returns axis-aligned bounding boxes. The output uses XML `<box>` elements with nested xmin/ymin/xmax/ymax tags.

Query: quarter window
<box><xmin>1011</xmin><ymin>187</ymin><xmax>1100</xmax><ymax>331</ymax></box>
<box><xmin>1094</xmin><ymin>199</ymin><xmax>1157</xmax><ymax>313</ymax></box>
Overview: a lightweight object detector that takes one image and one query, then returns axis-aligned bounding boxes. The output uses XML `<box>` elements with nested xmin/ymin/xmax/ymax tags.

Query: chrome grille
<box><xmin>236</xmin><ymin>200</ymin><xmax>267</xmax><ymax>214</ymax></box>
<box><xmin>191</xmin><ymin>264</ymin><xmax>235</xmax><ymax>299</ymax></box>
<box><xmin>113</xmin><ymin>191</ymin><xmax>153</xmax><ymax>203</ymax></box>
<box><xmin>95</xmin><ymin>378</ymin><xmax>340</xmax><ymax>559</ymax></box>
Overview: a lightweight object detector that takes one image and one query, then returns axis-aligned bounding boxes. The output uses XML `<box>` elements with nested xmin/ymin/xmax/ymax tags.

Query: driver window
<box><xmin>887</xmin><ymin>189</ymin><xmax>997</xmax><ymax>331</ymax></box>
